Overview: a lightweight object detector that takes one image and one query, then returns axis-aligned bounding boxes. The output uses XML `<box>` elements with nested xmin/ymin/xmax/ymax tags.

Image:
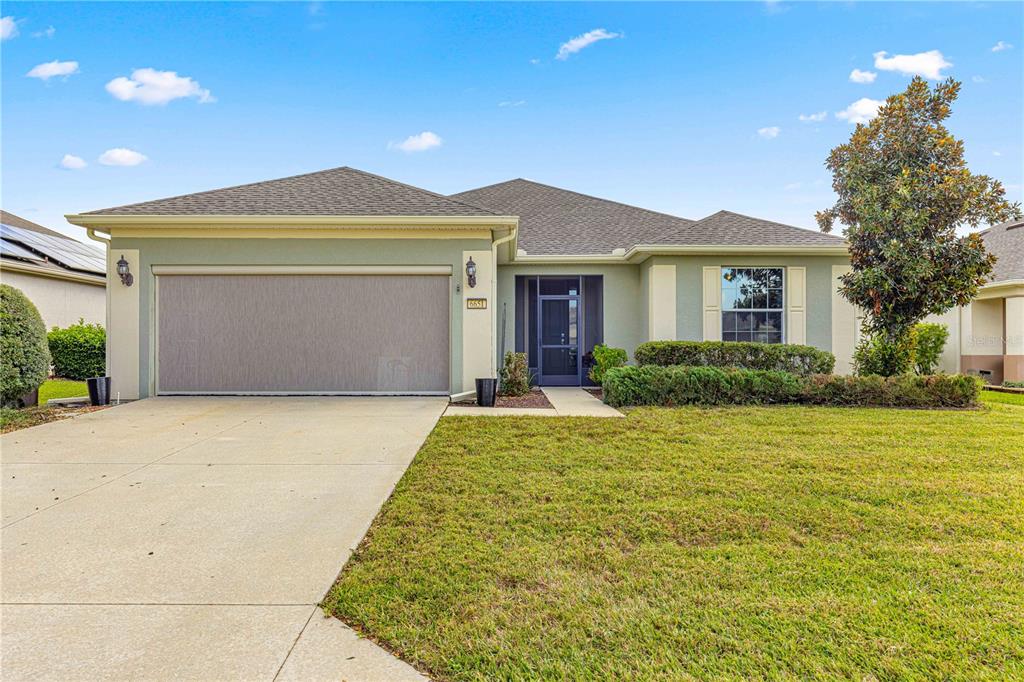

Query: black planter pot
<box><xmin>87</xmin><ymin>376</ymin><xmax>112</xmax><ymax>406</ymax></box>
<box><xmin>475</xmin><ymin>378</ymin><xmax>497</xmax><ymax>407</ymax></box>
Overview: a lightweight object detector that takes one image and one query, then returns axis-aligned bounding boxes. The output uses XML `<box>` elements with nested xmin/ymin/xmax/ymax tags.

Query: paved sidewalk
<box><xmin>444</xmin><ymin>387</ymin><xmax>621</xmax><ymax>418</ymax></box>
<box><xmin>1</xmin><ymin>396</ymin><xmax>438</xmax><ymax>681</ymax></box>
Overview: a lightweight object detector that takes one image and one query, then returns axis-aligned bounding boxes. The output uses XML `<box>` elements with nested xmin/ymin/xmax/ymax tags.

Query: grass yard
<box><xmin>37</xmin><ymin>379</ymin><xmax>88</xmax><ymax>405</ymax></box>
<box><xmin>982</xmin><ymin>389</ymin><xmax>1024</xmax><ymax>407</ymax></box>
<box><xmin>326</xmin><ymin>402</ymin><xmax>1024</xmax><ymax>680</ymax></box>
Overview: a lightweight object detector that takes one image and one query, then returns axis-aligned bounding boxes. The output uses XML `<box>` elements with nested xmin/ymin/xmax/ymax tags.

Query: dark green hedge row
<box><xmin>47</xmin><ymin>320</ymin><xmax>106</xmax><ymax>380</ymax></box>
<box><xmin>634</xmin><ymin>341</ymin><xmax>835</xmax><ymax>376</ymax></box>
<box><xmin>602</xmin><ymin>365</ymin><xmax>981</xmax><ymax>409</ymax></box>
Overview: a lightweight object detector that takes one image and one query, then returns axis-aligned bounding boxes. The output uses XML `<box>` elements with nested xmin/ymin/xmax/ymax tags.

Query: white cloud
<box><xmin>835</xmin><ymin>97</ymin><xmax>883</xmax><ymax>124</ymax></box>
<box><xmin>32</xmin><ymin>25</ymin><xmax>55</xmax><ymax>38</ymax></box>
<box><xmin>106</xmin><ymin>68</ymin><xmax>215</xmax><ymax>105</ymax></box>
<box><xmin>873</xmin><ymin>50</ymin><xmax>952</xmax><ymax>80</ymax></box>
<box><xmin>993</xmin><ymin>151</ymin><xmax>1002</xmax><ymax>157</ymax></box>
<box><xmin>763</xmin><ymin>1</ymin><xmax>790</xmax><ymax>15</ymax></box>
<box><xmin>1</xmin><ymin>16</ymin><xmax>18</xmax><ymax>40</ymax></box>
<box><xmin>60</xmin><ymin>154</ymin><xmax>87</xmax><ymax>170</ymax></box>
<box><xmin>798</xmin><ymin>111</ymin><xmax>827</xmax><ymax>122</ymax></box>
<box><xmin>972</xmin><ymin>75</ymin><xmax>986</xmax><ymax>83</ymax></box>
<box><xmin>849</xmin><ymin>68</ymin><xmax>877</xmax><ymax>84</ymax></box>
<box><xmin>98</xmin><ymin>148</ymin><xmax>147</xmax><ymax>166</ymax></box>
<box><xmin>991</xmin><ymin>41</ymin><xmax>1013</xmax><ymax>52</ymax></box>
<box><xmin>529</xmin><ymin>58</ymin><xmax>541</xmax><ymax>65</ymax></box>
<box><xmin>555</xmin><ymin>28</ymin><xmax>621</xmax><ymax>60</ymax></box>
<box><xmin>388</xmin><ymin>131</ymin><xmax>442</xmax><ymax>153</ymax></box>
<box><xmin>757</xmin><ymin>126</ymin><xmax>781</xmax><ymax>139</ymax></box>
<box><xmin>498</xmin><ymin>100</ymin><xmax>526</xmax><ymax>107</ymax></box>
<box><xmin>26</xmin><ymin>60</ymin><xmax>80</xmax><ymax>81</ymax></box>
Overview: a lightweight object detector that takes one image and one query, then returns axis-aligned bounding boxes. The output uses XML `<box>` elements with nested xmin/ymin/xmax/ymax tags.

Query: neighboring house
<box><xmin>0</xmin><ymin>210</ymin><xmax>106</xmax><ymax>329</ymax></box>
<box><xmin>66</xmin><ymin>166</ymin><xmax>854</xmax><ymax>399</ymax></box>
<box><xmin>929</xmin><ymin>219</ymin><xmax>1023</xmax><ymax>384</ymax></box>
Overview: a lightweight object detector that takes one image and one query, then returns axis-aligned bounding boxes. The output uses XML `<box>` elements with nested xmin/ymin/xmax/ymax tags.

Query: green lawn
<box><xmin>37</xmin><ymin>379</ymin><xmax>88</xmax><ymax>405</ymax></box>
<box><xmin>981</xmin><ymin>389</ymin><xmax>1024</xmax><ymax>406</ymax></box>
<box><xmin>326</xmin><ymin>403</ymin><xmax>1024</xmax><ymax>680</ymax></box>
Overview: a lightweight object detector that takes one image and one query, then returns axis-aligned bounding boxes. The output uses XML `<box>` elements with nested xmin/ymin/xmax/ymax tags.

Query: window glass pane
<box><xmin>736</xmin><ymin>311</ymin><xmax>755</xmax><ymax>331</ymax></box>
<box><xmin>767</xmin><ymin>269</ymin><xmax>783</xmax><ymax>288</ymax></box>
<box><xmin>753</xmin><ymin>290</ymin><xmax>768</xmax><ymax>309</ymax></box>
<box><xmin>541</xmin><ymin>300</ymin><xmax>577</xmax><ymax>345</ymax></box>
<box><xmin>539</xmin><ymin>277</ymin><xmax>580</xmax><ymax>296</ymax></box>
<box><xmin>768</xmin><ymin>289</ymin><xmax>783</xmax><ymax>309</ymax></box>
<box><xmin>721</xmin><ymin>267</ymin><xmax>784</xmax><ymax>312</ymax></box>
<box><xmin>722</xmin><ymin>331</ymin><xmax>736</xmax><ymax>342</ymax></box>
<box><xmin>722</xmin><ymin>311</ymin><xmax>737</xmax><ymax>332</ymax></box>
<box><xmin>760</xmin><ymin>311</ymin><xmax>783</xmax><ymax>333</ymax></box>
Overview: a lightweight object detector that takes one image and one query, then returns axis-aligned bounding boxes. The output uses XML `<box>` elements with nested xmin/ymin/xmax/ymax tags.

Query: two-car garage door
<box><xmin>156</xmin><ymin>273</ymin><xmax>450</xmax><ymax>394</ymax></box>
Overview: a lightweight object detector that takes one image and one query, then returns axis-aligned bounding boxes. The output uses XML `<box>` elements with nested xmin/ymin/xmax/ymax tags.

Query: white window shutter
<box><xmin>702</xmin><ymin>266</ymin><xmax>722</xmax><ymax>341</ymax></box>
<box><xmin>787</xmin><ymin>266</ymin><xmax>806</xmax><ymax>345</ymax></box>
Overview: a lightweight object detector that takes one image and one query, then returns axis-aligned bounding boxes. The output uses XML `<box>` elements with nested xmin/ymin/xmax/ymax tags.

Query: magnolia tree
<box><xmin>818</xmin><ymin>77</ymin><xmax>1021</xmax><ymax>375</ymax></box>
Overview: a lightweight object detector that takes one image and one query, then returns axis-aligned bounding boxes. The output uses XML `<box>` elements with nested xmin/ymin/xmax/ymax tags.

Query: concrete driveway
<box><xmin>1</xmin><ymin>396</ymin><xmax>445</xmax><ymax>681</ymax></box>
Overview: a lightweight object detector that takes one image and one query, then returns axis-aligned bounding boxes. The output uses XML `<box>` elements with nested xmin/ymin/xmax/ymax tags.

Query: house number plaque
<box><xmin>466</xmin><ymin>298</ymin><xmax>488</xmax><ymax>310</ymax></box>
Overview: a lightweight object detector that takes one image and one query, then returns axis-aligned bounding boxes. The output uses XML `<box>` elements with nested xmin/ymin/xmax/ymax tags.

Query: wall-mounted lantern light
<box><xmin>116</xmin><ymin>255</ymin><xmax>134</xmax><ymax>287</ymax></box>
<box><xmin>465</xmin><ymin>256</ymin><xmax>477</xmax><ymax>288</ymax></box>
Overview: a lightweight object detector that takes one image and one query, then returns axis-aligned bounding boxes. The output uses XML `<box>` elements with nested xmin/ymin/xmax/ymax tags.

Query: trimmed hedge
<box><xmin>602</xmin><ymin>365</ymin><xmax>981</xmax><ymax>409</ymax></box>
<box><xmin>634</xmin><ymin>341</ymin><xmax>835</xmax><ymax>376</ymax></box>
<box><xmin>47</xmin><ymin>320</ymin><xmax>106</xmax><ymax>380</ymax></box>
<box><xmin>1</xmin><ymin>284</ymin><xmax>51</xmax><ymax>406</ymax></box>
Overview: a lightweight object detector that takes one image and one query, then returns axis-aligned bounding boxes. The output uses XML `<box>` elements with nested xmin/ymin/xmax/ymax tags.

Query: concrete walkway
<box><xmin>444</xmin><ymin>387</ymin><xmax>622</xmax><ymax>418</ymax></box>
<box><xmin>1</xmin><ymin>396</ymin><xmax>440</xmax><ymax>681</ymax></box>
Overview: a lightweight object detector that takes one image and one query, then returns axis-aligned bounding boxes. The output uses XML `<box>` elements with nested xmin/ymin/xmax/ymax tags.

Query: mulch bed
<box><xmin>1</xmin><ymin>405</ymin><xmax>109</xmax><ymax>434</ymax></box>
<box><xmin>496</xmin><ymin>389</ymin><xmax>553</xmax><ymax>409</ymax></box>
<box><xmin>584</xmin><ymin>388</ymin><xmax>603</xmax><ymax>400</ymax></box>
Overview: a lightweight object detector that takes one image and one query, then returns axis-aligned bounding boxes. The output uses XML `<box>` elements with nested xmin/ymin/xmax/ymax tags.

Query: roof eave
<box><xmin>1</xmin><ymin>257</ymin><xmax>106</xmax><ymax>285</ymax></box>
<box><xmin>65</xmin><ymin>214</ymin><xmax>519</xmax><ymax>229</ymax></box>
<box><xmin>512</xmin><ymin>243</ymin><xmax>850</xmax><ymax>264</ymax></box>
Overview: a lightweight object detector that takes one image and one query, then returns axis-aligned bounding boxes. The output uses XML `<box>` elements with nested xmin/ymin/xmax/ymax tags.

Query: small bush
<box><xmin>47</xmin><ymin>320</ymin><xmax>106</xmax><ymax>381</ymax></box>
<box><xmin>1</xmin><ymin>284</ymin><xmax>51</xmax><ymax>406</ymax></box>
<box><xmin>634</xmin><ymin>341</ymin><xmax>834</xmax><ymax>375</ymax></box>
<box><xmin>913</xmin><ymin>323</ymin><xmax>949</xmax><ymax>375</ymax></box>
<box><xmin>603</xmin><ymin>365</ymin><xmax>981</xmax><ymax>409</ymax></box>
<box><xmin>499</xmin><ymin>351</ymin><xmax>531</xmax><ymax>396</ymax></box>
<box><xmin>588</xmin><ymin>344</ymin><xmax>627</xmax><ymax>384</ymax></box>
<box><xmin>853</xmin><ymin>330</ymin><xmax>917</xmax><ymax>377</ymax></box>
<box><xmin>603</xmin><ymin>365</ymin><xmax>804</xmax><ymax>407</ymax></box>
<box><xmin>1004</xmin><ymin>381</ymin><xmax>1024</xmax><ymax>389</ymax></box>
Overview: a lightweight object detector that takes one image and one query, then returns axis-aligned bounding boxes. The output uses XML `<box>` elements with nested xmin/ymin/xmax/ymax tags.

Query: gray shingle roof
<box><xmin>83</xmin><ymin>167</ymin><xmax>497</xmax><ymax>217</ymax></box>
<box><xmin>654</xmin><ymin>210</ymin><xmax>847</xmax><ymax>248</ymax></box>
<box><xmin>452</xmin><ymin>180</ymin><xmax>845</xmax><ymax>255</ymax></box>
<box><xmin>451</xmin><ymin>179</ymin><xmax>697</xmax><ymax>255</ymax></box>
<box><xmin>981</xmin><ymin>219</ymin><xmax>1024</xmax><ymax>283</ymax></box>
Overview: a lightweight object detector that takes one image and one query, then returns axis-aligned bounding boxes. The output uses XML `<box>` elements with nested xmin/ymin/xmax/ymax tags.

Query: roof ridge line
<box><xmin>342</xmin><ymin>167</ymin><xmax>500</xmax><ymax>216</ymax></box>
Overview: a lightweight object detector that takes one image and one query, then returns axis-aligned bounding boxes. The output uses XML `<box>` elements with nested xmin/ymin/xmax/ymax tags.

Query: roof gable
<box><xmin>981</xmin><ymin>219</ymin><xmax>1024</xmax><ymax>283</ymax></box>
<box><xmin>82</xmin><ymin>167</ymin><xmax>498</xmax><ymax>217</ymax></box>
<box><xmin>451</xmin><ymin>179</ymin><xmax>695</xmax><ymax>255</ymax></box>
<box><xmin>654</xmin><ymin>210</ymin><xmax>847</xmax><ymax>248</ymax></box>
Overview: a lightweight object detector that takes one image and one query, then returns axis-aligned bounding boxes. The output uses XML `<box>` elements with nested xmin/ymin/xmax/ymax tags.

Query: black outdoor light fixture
<box><xmin>116</xmin><ymin>254</ymin><xmax>134</xmax><ymax>287</ymax></box>
<box><xmin>465</xmin><ymin>256</ymin><xmax>477</xmax><ymax>288</ymax></box>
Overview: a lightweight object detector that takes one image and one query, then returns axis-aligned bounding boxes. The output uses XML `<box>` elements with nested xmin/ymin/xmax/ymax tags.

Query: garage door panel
<box><xmin>157</xmin><ymin>275</ymin><xmax>449</xmax><ymax>393</ymax></box>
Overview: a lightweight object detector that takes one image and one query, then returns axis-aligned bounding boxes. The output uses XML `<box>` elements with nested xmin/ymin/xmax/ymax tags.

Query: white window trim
<box><xmin>720</xmin><ymin>266</ymin><xmax>786</xmax><ymax>343</ymax></box>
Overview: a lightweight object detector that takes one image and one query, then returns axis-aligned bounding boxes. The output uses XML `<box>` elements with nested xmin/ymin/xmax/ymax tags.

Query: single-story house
<box><xmin>66</xmin><ymin>166</ymin><xmax>861</xmax><ymax>399</ymax></box>
<box><xmin>1</xmin><ymin>210</ymin><xmax>106</xmax><ymax>329</ymax></box>
<box><xmin>927</xmin><ymin>218</ymin><xmax>1023</xmax><ymax>384</ymax></box>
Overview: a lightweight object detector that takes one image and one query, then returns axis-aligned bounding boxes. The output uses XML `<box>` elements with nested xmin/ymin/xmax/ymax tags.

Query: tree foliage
<box><xmin>818</xmin><ymin>77</ymin><xmax>1021</xmax><ymax>344</ymax></box>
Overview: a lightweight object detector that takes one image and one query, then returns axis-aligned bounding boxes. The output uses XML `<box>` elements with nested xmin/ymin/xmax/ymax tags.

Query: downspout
<box><xmin>490</xmin><ymin>224</ymin><xmax>518</xmax><ymax>376</ymax></box>
<box><xmin>85</xmin><ymin>228</ymin><xmax>112</xmax><ymax>378</ymax></box>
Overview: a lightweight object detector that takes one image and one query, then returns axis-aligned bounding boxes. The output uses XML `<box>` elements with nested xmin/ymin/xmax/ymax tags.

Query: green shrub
<box><xmin>588</xmin><ymin>344</ymin><xmax>627</xmax><ymax>384</ymax></box>
<box><xmin>602</xmin><ymin>365</ymin><xmax>981</xmax><ymax>409</ymax></box>
<box><xmin>1004</xmin><ymin>381</ymin><xmax>1024</xmax><ymax>389</ymax></box>
<box><xmin>853</xmin><ymin>330</ymin><xmax>917</xmax><ymax>377</ymax></box>
<box><xmin>634</xmin><ymin>341</ymin><xmax>834</xmax><ymax>375</ymax></box>
<box><xmin>47</xmin><ymin>320</ymin><xmax>106</xmax><ymax>380</ymax></box>
<box><xmin>499</xmin><ymin>351</ymin><xmax>531</xmax><ymax>396</ymax></box>
<box><xmin>602</xmin><ymin>365</ymin><xmax>804</xmax><ymax>407</ymax></box>
<box><xmin>913</xmin><ymin>323</ymin><xmax>949</xmax><ymax>375</ymax></box>
<box><xmin>1</xmin><ymin>284</ymin><xmax>51</xmax><ymax>406</ymax></box>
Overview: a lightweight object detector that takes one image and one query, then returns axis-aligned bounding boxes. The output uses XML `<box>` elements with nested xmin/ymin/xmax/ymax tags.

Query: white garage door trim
<box><xmin>154</xmin><ymin>266</ymin><xmax>453</xmax><ymax>396</ymax></box>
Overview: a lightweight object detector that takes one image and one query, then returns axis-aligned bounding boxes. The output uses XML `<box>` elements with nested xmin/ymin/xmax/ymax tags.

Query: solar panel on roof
<box><xmin>0</xmin><ymin>223</ymin><xmax>105</xmax><ymax>274</ymax></box>
<box><xmin>1</xmin><ymin>239</ymin><xmax>46</xmax><ymax>263</ymax></box>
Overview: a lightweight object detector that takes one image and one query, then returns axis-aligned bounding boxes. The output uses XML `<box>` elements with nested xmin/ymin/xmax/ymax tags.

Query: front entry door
<box><xmin>538</xmin><ymin>278</ymin><xmax>581</xmax><ymax>386</ymax></box>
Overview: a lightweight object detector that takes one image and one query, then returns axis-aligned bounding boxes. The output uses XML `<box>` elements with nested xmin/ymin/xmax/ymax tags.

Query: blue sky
<box><xmin>2</xmin><ymin>1</ymin><xmax>1021</xmax><ymax>240</ymax></box>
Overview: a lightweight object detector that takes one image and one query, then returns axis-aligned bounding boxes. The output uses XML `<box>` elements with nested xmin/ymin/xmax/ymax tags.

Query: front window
<box><xmin>721</xmin><ymin>267</ymin><xmax>784</xmax><ymax>343</ymax></box>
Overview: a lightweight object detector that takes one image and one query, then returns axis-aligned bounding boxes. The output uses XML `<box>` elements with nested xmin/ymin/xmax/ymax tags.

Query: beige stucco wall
<box><xmin>0</xmin><ymin>269</ymin><xmax>105</xmax><ymax>330</ymax></box>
